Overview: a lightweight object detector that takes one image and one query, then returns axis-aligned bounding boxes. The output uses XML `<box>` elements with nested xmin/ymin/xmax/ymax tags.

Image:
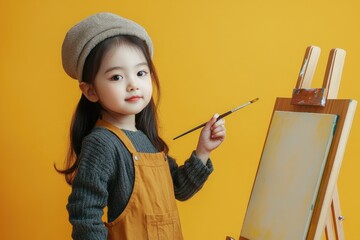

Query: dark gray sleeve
<box><xmin>67</xmin><ymin>133</ymin><xmax>116</xmax><ymax>240</ymax></box>
<box><xmin>168</xmin><ymin>151</ymin><xmax>214</xmax><ymax>201</ymax></box>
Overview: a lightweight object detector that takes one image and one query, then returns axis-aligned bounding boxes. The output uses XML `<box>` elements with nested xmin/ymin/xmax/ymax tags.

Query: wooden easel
<box><xmin>226</xmin><ymin>46</ymin><xmax>357</xmax><ymax>240</ymax></box>
<box><xmin>289</xmin><ymin>45</ymin><xmax>353</xmax><ymax>240</ymax></box>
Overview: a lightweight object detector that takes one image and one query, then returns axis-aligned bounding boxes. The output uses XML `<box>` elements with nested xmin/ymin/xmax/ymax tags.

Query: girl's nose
<box><xmin>126</xmin><ymin>77</ymin><xmax>139</xmax><ymax>92</ymax></box>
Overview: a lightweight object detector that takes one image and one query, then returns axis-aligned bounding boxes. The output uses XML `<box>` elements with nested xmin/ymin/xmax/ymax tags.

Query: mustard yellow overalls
<box><xmin>97</xmin><ymin>120</ymin><xmax>183</xmax><ymax>240</ymax></box>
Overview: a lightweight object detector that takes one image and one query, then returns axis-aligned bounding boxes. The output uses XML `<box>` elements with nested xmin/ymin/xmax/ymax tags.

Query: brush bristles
<box><xmin>250</xmin><ymin>98</ymin><xmax>259</xmax><ymax>103</ymax></box>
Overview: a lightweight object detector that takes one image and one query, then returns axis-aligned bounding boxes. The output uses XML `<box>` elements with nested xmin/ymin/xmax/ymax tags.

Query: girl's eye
<box><xmin>111</xmin><ymin>75</ymin><xmax>123</xmax><ymax>81</ymax></box>
<box><xmin>137</xmin><ymin>70</ymin><xmax>148</xmax><ymax>77</ymax></box>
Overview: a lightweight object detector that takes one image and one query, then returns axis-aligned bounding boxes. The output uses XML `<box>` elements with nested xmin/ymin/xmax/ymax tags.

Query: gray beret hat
<box><xmin>62</xmin><ymin>12</ymin><xmax>153</xmax><ymax>81</ymax></box>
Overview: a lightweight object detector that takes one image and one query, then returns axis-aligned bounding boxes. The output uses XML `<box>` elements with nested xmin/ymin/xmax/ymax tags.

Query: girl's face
<box><xmin>93</xmin><ymin>44</ymin><xmax>153</xmax><ymax>123</ymax></box>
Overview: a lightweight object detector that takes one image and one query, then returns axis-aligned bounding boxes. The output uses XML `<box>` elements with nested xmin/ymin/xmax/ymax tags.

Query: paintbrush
<box><xmin>173</xmin><ymin>97</ymin><xmax>259</xmax><ymax>140</ymax></box>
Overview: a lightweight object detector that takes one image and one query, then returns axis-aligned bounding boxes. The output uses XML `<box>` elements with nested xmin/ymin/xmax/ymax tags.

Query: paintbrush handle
<box><xmin>217</xmin><ymin>111</ymin><xmax>233</xmax><ymax>119</ymax></box>
<box><xmin>173</xmin><ymin>98</ymin><xmax>258</xmax><ymax>140</ymax></box>
<box><xmin>172</xmin><ymin>123</ymin><xmax>207</xmax><ymax>140</ymax></box>
<box><xmin>172</xmin><ymin>111</ymin><xmax>232</xmax><ymax>140</ymax></box>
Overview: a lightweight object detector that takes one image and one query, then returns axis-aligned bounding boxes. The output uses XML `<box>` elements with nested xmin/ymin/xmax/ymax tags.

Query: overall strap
<box><xmin>96</xmin><ymin>119</ymin><xmax>137</xmax><ymax>153</ymax></box>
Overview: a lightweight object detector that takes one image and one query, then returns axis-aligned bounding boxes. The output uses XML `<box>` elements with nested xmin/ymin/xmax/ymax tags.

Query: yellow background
<box><xmin>0</xmin><ymin>0</ymin><xmax>359</xmax><ymax>239</ymax></box>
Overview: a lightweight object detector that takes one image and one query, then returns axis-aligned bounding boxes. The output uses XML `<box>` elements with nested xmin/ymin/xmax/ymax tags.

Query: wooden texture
<box><xmin>295</xmin><ymin>46</ymin><xmax>321</xmax><ymax>89</ymax></box>
<box><xmin>323</xmin><ymin>49</ymin><xmax>346</xmax><ymax>100</ymax></box>
<box><xmin>291</xmin><ymin>88</ymin><xmax>326</xmax><ymax>106</ymax></box>
<box><xmin>325</xmin><ymin>185</ymin><xmax>345</xmax><ymax>240</ymax></box>
<box><xmin>322</xmin><ymin>48</ymin><xmax>346</xmax><ymax>240</ymax></box>
<box><xmin>291</xmin><ymin>48</ymin><xmax>345</xmax><ymax>107</ymax></box>
<box><xmin>325</xmin><ymin>208</ymin><xmax>336</xmax><ymax>239</ymax></box>
<box><xmin>292</xmin><ymin>47</ymin><xmax>348</xmax><ymax>239</ymax></box>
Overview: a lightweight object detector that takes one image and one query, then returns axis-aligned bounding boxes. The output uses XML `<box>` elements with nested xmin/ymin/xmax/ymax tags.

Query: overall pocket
<box><xmin>146</xmin><ymin>211</ymin><xmax>182</xmax><ymax>240</ymax></box>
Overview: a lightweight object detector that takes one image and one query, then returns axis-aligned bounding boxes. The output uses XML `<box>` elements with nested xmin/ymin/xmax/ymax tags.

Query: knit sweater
<box><xmin>67</xmin><ymin>126</ymin><xmax>214</xmax><ymax>240</ymax></box>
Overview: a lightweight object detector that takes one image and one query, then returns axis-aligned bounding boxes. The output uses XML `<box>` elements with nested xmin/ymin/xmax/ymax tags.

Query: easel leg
<box><xmin>324</xmin><ymin>185</ymin><xmax>345</xmax><ymax>240</ymax></box>
<box><xmin>325</xmin><ymin>209</ymin><xmax>336</xmax><ymax>239</ymax></box>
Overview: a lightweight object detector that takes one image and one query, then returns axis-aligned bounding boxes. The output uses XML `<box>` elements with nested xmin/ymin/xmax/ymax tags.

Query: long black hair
<box><xmin>55</xmin><ymin>35</ymin><xmax>168</xmax><ymax>184</ymax></box>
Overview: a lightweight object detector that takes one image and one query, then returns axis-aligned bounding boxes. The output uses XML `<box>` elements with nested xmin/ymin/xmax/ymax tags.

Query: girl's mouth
<box><xmin>125</xmin><ymin>96</ymin><xmax>142</xmax><ymax>102</ymax></box>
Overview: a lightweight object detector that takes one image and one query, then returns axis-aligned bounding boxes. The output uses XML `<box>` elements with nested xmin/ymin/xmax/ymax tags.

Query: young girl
<box><xmin>57</xmin><ymin>12</ymin><xmax>226</xmax><ymax>240</ymax></box>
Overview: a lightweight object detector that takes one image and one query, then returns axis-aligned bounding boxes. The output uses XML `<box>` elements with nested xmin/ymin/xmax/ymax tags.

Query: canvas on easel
<box><xmin>240</xmin><ymin>111</ymin><xmax>338</xmax><ymax>239</ymax></box>
<box><xmin>226</xmin><ymin>46</ymin><xmax>357</xmax><ymax>240</ymax></box>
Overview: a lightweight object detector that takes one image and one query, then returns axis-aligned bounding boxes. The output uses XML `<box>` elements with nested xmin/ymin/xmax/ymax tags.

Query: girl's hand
<box><xmin>195</xmin><ymin>114</ymin><xmax>226</xmax><ymax>163</ymax></box>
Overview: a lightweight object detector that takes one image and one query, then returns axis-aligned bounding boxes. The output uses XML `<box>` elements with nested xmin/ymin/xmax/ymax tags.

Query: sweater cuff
<box><xmin>191</xmin><ymin>151</ymin><xmax>214</xmax><ymax>173</ymax></box>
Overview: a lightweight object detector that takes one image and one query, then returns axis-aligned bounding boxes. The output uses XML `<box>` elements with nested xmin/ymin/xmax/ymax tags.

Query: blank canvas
<box><xmin>240</xmin><ymin>111</ymin><xmax>338</xmax><ymax>240</ymax></box>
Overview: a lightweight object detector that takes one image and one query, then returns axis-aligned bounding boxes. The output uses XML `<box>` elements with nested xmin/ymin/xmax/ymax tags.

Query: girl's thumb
<box><xmin>208</xmin><ymin>113</ymin><xmax>219</xmax><ymax>127</ymax></box>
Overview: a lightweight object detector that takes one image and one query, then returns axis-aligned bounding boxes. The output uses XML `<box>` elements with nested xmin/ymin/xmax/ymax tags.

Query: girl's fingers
<box><xmin>211</xmin><ymin>118</ymin><xmax>225</xmax><ymax>130</ymax></box>
<box><xmin>203</xmin><ymin>113</ymin><xmax>226</xmax><ymax>140</ymax></box>
<box><xmin>211</xmin><ymin>124</ymin><xmax>225</xmax><ymax>134</ymax></box>
<box><xmin>211</xmin><ymin>131</ymin><xmax>226</xmax><ymax>140</ymax></box>
<box><xmin>204</xmin><ymin>113</ymin><xmax>219</xmax><ymax>131</ymax></box>
<box><xmin>211</xmin><ymin>123</ymin><xmax>226</xmax><ymax>139</ymax></box>
<box><xmin>212</xmin><ymin>126</ymin><xmax>226</xmax><ymax>135</ymax></box>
